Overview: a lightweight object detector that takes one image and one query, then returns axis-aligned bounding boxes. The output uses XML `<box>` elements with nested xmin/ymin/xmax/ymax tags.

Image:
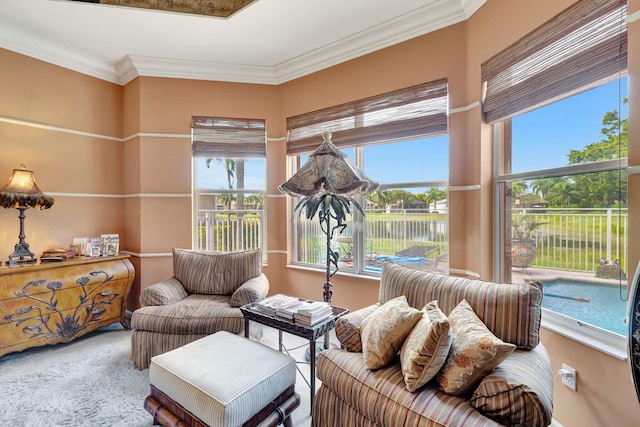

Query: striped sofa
<box><xmin>313</xmin><ymin>262</ymin><xmax>553</xmax><ymax>427</ymax></box>
<box><xmin>131</xmin><ymin>248</ymin><xmax>269</xmax><ymax>369</ymax></box>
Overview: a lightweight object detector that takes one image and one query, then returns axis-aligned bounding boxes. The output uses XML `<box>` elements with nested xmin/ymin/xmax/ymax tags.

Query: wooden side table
<box><xmin>240</xmin><ymin>301</ymin><xmax>348</xmax><ymax>410</ymax></box>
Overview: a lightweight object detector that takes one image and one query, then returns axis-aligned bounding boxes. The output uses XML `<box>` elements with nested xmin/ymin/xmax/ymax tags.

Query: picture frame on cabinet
<box><xmin>86</xmin><ymin>237</ymin><xmax>102</xmax><ymax>257</ymax></box>
<box><xmin>101</xmin><ymin>234</ymin><xmax>120</xmax><ymax>256</ymax></box>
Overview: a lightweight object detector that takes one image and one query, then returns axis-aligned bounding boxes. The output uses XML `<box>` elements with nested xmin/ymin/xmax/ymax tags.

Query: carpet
<box><xmin>0</xmin><ymin>324</ymin><xmax>317</xmax><ymax>426</ymax></box>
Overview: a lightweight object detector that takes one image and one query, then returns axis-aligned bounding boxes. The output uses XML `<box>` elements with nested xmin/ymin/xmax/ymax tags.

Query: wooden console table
<box><xmin>0</xmin><ymin>255</ymin><xmax>135</xmax><ymax>358</ymax></box>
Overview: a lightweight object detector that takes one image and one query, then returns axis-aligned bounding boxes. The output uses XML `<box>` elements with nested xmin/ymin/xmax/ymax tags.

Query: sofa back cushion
<box><xmin>379</xmin><ymin>262</ymin><xmax>542</xmax><ymax>349</ymax></box>
<box><xmin>173</xmin><ymin>248</ymin><xmax>262</xmax><ymax>295</ymax></box>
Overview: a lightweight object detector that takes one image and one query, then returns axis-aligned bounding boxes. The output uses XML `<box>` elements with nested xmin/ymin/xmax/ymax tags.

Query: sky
<box><xmin>511</xmin><ymin>77</ymin><xmax>628</xmax><ymax>173</ymax></box>
<box><xmin>196</xmin><ymin>77</ymin><xmax>628</xmax><ymax>192</ymax></box>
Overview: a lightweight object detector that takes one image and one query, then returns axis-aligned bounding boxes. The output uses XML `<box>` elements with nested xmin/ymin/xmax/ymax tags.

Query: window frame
<box><xmin>493</xmin><ymin>116</ymin><xmax>628</xmax><ymax>357</ymax></box>
<box><xmin>289</xmin><ymin>144</ymin><xmax>449</xmax><ymax>277</ymax></box>
<box><xmin>191</xmin><ymin>117</ymin><xmax>267</xmax><ymax>260</ymax></box>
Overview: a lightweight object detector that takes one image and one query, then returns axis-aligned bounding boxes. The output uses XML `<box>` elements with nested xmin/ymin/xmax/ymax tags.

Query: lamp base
<box><xmin>7</xmin><ymin>242</ymin><xmax>36</xmax><ymax>265</ymax></box>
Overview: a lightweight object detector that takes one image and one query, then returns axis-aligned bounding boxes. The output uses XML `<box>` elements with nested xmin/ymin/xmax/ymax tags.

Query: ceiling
<box><xmin>0</xmin><ymin>0</ymin><xmax>486</xmax><ymax>86</ymax></box>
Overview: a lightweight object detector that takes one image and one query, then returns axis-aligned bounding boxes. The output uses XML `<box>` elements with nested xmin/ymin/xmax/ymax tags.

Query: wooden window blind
<box><xmin>192</xmin><ymin>116</ymin><xmax>266</xmax><ymax>158</ymax></box>
<box><xmin>481</xmin><ymin>0</ymin><xmax>627</xmax><ymax>124</ymax></box>
<box><xmin>286</xmin><ymin>79</ymin><xmax>448</xmax><ymax>155</ymax></box>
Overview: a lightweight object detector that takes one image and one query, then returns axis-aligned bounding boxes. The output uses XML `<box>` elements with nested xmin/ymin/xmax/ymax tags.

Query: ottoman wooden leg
<box><xmin>144</xmin><ymin>395</ymin><xmax>190</xmax><ymax>427</ymax></box>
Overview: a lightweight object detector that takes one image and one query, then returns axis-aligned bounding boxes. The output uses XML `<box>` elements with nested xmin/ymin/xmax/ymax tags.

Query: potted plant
<box><xmin>511</xmin><ymin>217</ymin><xmax>546</xmax><ymax>271</ymax></box>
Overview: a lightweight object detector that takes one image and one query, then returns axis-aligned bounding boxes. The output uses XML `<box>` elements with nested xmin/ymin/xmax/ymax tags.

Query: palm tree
<box><xmin>367</xmin><ymin>190</ymin><xmax>390</xmax><ymax>210</ymax></box>
<box><xmin>547</xmin><ymin>179</ymin><xmax>577</xmax><ymax>208</ymax></box>
<box><xmin>423</xmin><ymin>187</ymin><xmax>447</xmax><ymax>211</ymax></box>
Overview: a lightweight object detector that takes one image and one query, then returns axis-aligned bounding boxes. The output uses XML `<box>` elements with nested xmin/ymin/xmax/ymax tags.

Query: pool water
<box><xmin>541</xmin><ymin>280</ymin><xmax>628</xmax><ymax>336</ymax></box>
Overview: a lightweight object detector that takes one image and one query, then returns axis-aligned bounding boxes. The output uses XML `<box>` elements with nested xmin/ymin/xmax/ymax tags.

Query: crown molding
<box><xmin>461</xmin><ymin>0</ymin><xmax>487</xmax><ymax>17</ymax></box>
<box><xmin>116</xmin><ymin>55</ymin><xmax>279</xmax><ymax>85</ymax></box>
<box><xmin>0</xmin><ymin>26</ymin><xmax>120</xmax><ymax>84</ymax></box>
<box><xmin>273</xmin><ymin>0</ymin><xmax>482</xmax><ymax>84</ymax></box>
<box><xmin>1</xmin><ymin>0</ymin><xmax>485</xmax><ymax>86</ymax></box>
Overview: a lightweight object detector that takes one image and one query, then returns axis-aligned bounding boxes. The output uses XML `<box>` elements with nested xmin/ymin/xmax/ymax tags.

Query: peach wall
<box><xmin>0</xmin><ymin>49</ymin><xmax>124</xmax><ymax>263</ymax></box>
<box><xmin>542</xmin><ymin>329</ymin><xmax>640</xmax><ymax>426</ymax></box>
<box><xmin>121</xmin><ymin>77</ymin><xmax>284</xmax><ymax>302</ymax></box>
<box><xmin>1</xmin><ymin>0</ymin><xmax>639</xmax><ymax>424</ymax></box>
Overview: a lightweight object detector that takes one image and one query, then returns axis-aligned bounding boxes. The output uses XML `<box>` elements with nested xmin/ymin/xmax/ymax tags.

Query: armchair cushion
<box><xmin>131</xmin><ymin>294</ymin><xmax>243</xmax><ymax>335</ymax></box>
<box><xmin>437</xmin><ymin>300</ymin><xmax>516</xmax><ymax>395</ymax></box>
<box><xmin>335</xmin><ymin>303</ymin><xmax>380</xmax><ymax>352</ymax></box>
<box><xmin>140</xmin><ymin>278</ymin><xmax>188</xmax><ymax>306</ymax></box>
<box><xmin>230</xmin><ymin>273</ymin><xmax>269</xmax><ymax>307</ymax></box>
<box><xmin>470</xmin><ymin>345</ymin><xmax>553</xmax><ymax>427</ymax></box>
<box><xmin>173</xmin><ymin>248</ymin><xmax>262</xmax><ymax>295</ymax></box>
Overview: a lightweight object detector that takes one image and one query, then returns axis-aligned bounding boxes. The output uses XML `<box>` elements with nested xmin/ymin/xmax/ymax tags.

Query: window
<box><xmin>485</xmin><ymin>0</ymin><xmax>628</xmax><ymax>342</ymax></box>
<box><xmin>287</xmin><ymin>81</ymin><xmax>449</xmax><ymax>275</ymax></box>
<box><xmin>192</xmin><ymin>117</ymin><xmax>267</xmax><ymax>259</ymax></box>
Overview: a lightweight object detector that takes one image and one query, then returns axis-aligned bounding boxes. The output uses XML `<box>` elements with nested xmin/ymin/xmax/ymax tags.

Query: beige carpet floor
<box><xmin>0</xmin><ymin>322</ymin><xmax>335</xmax><ymax>426</ymax></box>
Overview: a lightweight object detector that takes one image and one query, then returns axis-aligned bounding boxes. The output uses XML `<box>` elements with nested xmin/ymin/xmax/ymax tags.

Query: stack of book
<box><xmin>275</xmin><ymin>300</ymin><xmax>308</xmax><ymax>320</ymax></box>
<box><xmin>294</xmin><ymin>301</ymin><xmax>333</xmax><ymax>326</ymax></box>
<box><xmin>253</xmin><ymin>294</ymin><xmax>299</xmax><ymax>316</ymax></box>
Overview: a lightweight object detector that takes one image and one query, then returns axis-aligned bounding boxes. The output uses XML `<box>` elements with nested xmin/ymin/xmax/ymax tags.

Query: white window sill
<box><xmin>541</xmin><ymin>308</ymin><xmax>627</xmax><ymax>360</ymax></box>
<box><xmin>286</xmin><ymin>263</ymin><xmax>381</xmax><ymax>282</ymax></box>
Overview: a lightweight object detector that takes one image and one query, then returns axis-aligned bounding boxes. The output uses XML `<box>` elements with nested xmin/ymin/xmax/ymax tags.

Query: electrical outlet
<box><xmin>560</xmin><ymin>364</ymin><xmax>577</xmax><ymax>391</ymax></box>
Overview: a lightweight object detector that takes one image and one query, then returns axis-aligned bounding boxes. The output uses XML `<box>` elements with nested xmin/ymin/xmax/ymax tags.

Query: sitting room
<box><xmin>1</xmin><ymin>0</ymin><xmax>640</xmax><ymax>426</ymax></box>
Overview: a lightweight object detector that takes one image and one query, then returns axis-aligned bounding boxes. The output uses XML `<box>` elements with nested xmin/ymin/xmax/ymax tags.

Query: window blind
<box><xmin>481</xmin><ymin>0</ymin><xmax>627</xmax><ymax>124</ymax></box>
<box><xmin>286</xmin><ymin>79</ymin><xmax>448</xmax><ymax>155</ymax></box>
<box><xmin>192</xmin><ymin>116</ymin><xmax>266</xmax><ymax>158</ymax></box>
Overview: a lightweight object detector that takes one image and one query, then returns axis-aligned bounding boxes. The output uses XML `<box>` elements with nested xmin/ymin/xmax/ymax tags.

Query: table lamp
<box><xmin>0</xmin><ymin>165</ymin><xmax>55</xmax><ymax>264</ymax></box>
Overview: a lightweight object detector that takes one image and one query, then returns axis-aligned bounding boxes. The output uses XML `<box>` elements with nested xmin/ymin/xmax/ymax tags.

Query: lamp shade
<box><xmin>0</xmin><ymin>166</ymin><xmax>54</xmax><ymax>210</ymax></box>
<box><xmin>279</xmin><ymin>131</ymin><xmax>379</xmax><ymax>197</ymax></box>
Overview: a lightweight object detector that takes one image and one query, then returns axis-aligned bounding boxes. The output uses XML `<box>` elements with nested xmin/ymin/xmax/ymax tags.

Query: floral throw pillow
<box><xmin>437</xmin><ymin>299</ymin><xmax>516</xmax><ymax>395</ymax></box>
<box><xmin>399</xmin><ymin>300</ymin><xmax>452</xmax><ymax>392</ymax></box>
<box><xmin>361</xmin><ymin>295</ymin><xmax>423</xmax><ymax>370</ymax></box>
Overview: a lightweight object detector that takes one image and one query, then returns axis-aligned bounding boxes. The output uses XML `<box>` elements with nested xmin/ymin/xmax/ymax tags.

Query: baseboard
<box><xmin>550</xmin><ymin>418</ymin><xmax>565</xmax><ymax>427</ymax></box>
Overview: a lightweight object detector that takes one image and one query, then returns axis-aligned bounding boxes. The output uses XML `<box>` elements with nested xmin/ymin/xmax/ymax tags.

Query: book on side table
<box><xmin>293</xmin><ymin>301</ymin><xmax>333</xmax><ymax>326</ymax></box>
<box><xmin>254</xmin><ymin>294</ymin><xmax>333</xmax><ymax>325</ymax></box>
<box><xmin>253</xmin><ymin>294</ymin><xmax>299</xmax><ymax>316</ymax></box>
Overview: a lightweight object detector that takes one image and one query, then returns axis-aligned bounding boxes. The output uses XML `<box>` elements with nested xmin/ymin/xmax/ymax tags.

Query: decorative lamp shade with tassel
<box><xmin>0</xmin><ymin>166</ymin><xmax>55</xmax><ymax>264</ymax></box>
<box><xmin>0</xmin><ymin>167</ymin><xmax>54</xmax><ymax>209</ymax></box>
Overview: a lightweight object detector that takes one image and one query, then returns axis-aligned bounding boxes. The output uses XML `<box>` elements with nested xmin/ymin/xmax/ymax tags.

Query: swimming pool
<box><xmin>541</xmin><ymin>280</ymin><xmax>628</xmax><ymax>336</ymax></box>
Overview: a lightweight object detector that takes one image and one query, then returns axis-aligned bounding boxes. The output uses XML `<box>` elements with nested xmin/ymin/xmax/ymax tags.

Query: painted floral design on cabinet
<box><xmin>4</xmin><ymin>270</ymin><xmax>121</xmax><ymax>341</ymax></box>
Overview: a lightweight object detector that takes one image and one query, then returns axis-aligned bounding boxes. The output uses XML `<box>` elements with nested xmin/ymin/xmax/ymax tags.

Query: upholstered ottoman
<box><xmin>144</xmin><ymin>331</ymin><xmax>300</xmax><ymax>427</ymax></box>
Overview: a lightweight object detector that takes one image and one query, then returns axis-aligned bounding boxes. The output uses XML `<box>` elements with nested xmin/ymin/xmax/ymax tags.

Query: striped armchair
<box><xmin>314</xmin><ymin>262</ymin><xmax>553</xmax><ymax>427</ymax></box>
<box><xmin>131</xmin><ymin>248</ymin><xmax>269</xmax><ymax>369</ymax></box>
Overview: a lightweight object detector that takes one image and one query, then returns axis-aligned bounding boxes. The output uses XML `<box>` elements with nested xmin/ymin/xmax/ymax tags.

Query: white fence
<box><xmin>196</xmin><ymin>210</ymin><xmax>264</xmax><ymax>253</ymax></box>
<box><xmin>513</xmin><ymin>208</ymin><xmax>628</xmax><ymax>273</ymax></box>
<box><xmin>195</xmin><ymin>207</ymin><xmax>627</xmax><ymax>274</ymax></box>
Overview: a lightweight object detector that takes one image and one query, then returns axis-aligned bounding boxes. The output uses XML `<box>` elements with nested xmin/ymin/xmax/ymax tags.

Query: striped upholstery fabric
<box><xmin>335</xmin><ymin>303</ymin><xmax>380</xmax><ymax>352</ymax></box>
<box><xmin>173</xmin><ymin>248</ymin><xmax>262</xmax><ymax>295</ymax></box>
<box><xmin>140</xmin><ymin>277</ymin><xmax>188</xmax><ymax>306</ymax></box>
<box><xmin>132</xmin><ymin>331</ymin><xmax>210</xmax><ymax>370</ymax></box>
<box><xmin>313</xmin><ymin>263</ymin><xmax>553</xmax><ymax>427</ymax></box>
<box><xmin>470</xmin><ymin>344</ymin><xmax>553</xmax><ymax>427</ymax></box>
<box><xmin>229</xmin><ymin>274</ymin><xmax>270</xmax><ymax>307</ymax></box>
<box><xmin>132</xmin><ymin>294</ymin><xmax>243</xmax><ymax>335</ymax></box>
<box><xmin>312</xmin><ymin>386</ymin><xmax>379</xmax><ymax>427</ymax></box>
<box><xmin>131</xmin><ymin>249</ymin><xmax>269</xmax><ymax>370</ymax></box>
<box><xmin>150</xmin><ymin>332</ymin><xmax>297</xmax><ymax>427</ymax></box>
<box><xmin>313</xmin><ymin>349</ymin><xmax>501</xmax><ymax>427</ymax></box>
<box><xmin>379</xmin><ymin>262</ymin><xmax>542</xmax><ymax>349</ymax></box>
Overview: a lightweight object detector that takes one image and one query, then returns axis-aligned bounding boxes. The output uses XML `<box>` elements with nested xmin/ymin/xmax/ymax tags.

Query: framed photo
<box><xmin>101</xmin><ymin>234</ymin><xmax>120</xmax><ymax>256</ymax></box>
<box><xmin>69</xmin><ymin>244</ymin><xmax>81</xmax><ymax>258</ymax></box>
<box><xmin>72</xmin><ymin>237</ymin><xmax>89</xmax><ymax>256</ymax></box>
<box><xmin>86</xmin><ymin>237</ymin><xmax>102</xmax><ymax>257</ymax></box>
